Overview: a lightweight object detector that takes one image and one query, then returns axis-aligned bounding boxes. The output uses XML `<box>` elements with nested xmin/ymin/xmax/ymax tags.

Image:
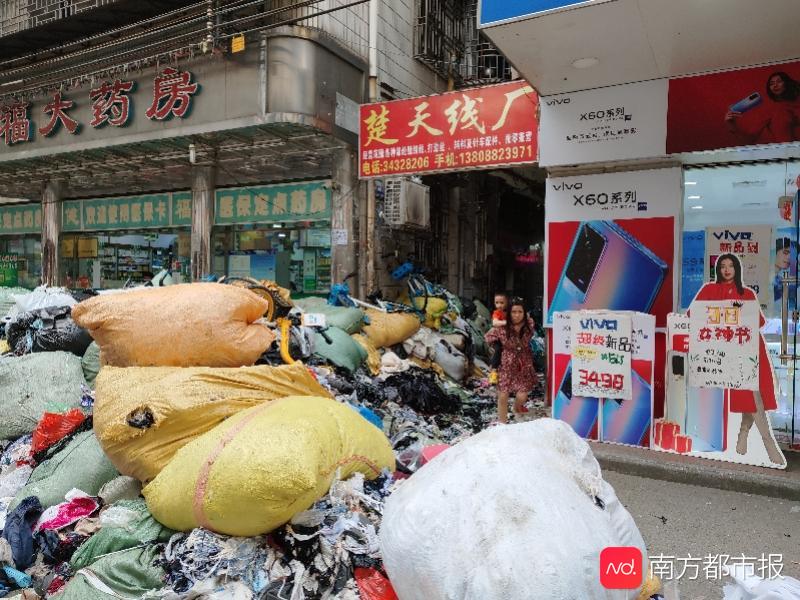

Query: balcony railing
<box><xmin>0</xmin><ymin>0</ymin><xmax>118</xmax><ymax>37</ymax></box>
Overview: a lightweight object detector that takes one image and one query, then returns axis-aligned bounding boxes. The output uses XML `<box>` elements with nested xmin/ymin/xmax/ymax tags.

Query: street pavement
<box><xmin>605</xmin><ymin>470</ymin><xmax>800</xmax><ymax>600</ymax></box>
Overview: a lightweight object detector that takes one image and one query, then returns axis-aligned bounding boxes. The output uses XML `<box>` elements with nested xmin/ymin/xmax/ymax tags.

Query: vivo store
<box><xmin>540</xmin><ymin>59</ymin><xmax>800</xmax><ymax>464</ymax></box>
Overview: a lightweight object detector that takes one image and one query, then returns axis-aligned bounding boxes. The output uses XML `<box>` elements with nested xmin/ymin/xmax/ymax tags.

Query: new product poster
<box><xmin>662</xmin><ymin>312</ymin><xmax>786</xmax><ymax>468</ymax></box>
<box><xmin>570</xmin><ymin>311</ymin><xmax>632</xmax><ymax>400</ymax></box>
<box><xmin>553</xmin><ymin>310</ymin><xmax>655</xmax><ymax>447</ymax></box>
<box><xmin>539</xmin><ymin>79</ymin><xmax>668</xmax><ymax>167</ymax></box>
<box><xmin>545</xmin><ymin>168</ymin><xmax>682</xmax><ymax>328</ymax></box>
<box><xmin>768</xmin><ymin>220</ymin><xmax>799</xmax><ymax>324</ymax></box>
<box><xmin>704</xmin><ymin>225</ymin><xmax>772</xmax><ymax>313</ymax></box>
<box><xmin>681</xmin><ymin>230</ymin><xmax>705</xmax><ymax>309</ymax></box>
<box><xmin>667</xmin><ymin>60</ymin><xmax>800</xmax><ymax>153</ymax></box>
<box><xmin>688</xmin><ymin>300</ymin><xmax>760</xmax><ymax>391</ymax></box>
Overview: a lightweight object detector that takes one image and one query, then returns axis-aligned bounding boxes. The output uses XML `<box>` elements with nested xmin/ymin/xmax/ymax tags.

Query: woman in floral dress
<box><xmin>485</xmin><ymin>297</ymin><xmax>538</xmax><ymax>423</ymax></box>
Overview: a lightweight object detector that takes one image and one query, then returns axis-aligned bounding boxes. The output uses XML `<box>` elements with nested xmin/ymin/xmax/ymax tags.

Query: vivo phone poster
<box><xmin>668</xmin><ymin>59</ymin><xmax>800</xmax><ymax>153</ymax></box>
<box><xmin>545</xmin><ymin>168</ymin><xmax>682</xmax><ymax>328</ymax></box>
<box><xmin>552</xmin><ymin>310</ymin><xmax>655</xmax><ymax>448</ymax></box>
<box><xmin>704</xmin><ymin>226</ymin><xmax>772</xmax><ymax>313</ymax></box>
<box><xmin>663</xmin><ymin>313</ymin><xmax>786</xmax><ymax>469</ymax></box>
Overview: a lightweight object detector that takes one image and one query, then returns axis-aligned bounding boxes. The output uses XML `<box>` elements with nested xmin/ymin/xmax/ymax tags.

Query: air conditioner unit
<box><xmin>383</xmin><ymin>178</ymin><xmax>430</xmax><ymax>229</ymax></box>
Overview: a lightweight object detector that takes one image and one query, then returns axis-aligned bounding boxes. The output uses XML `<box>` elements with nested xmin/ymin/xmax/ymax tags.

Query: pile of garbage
<box><xmin>0</xmin><ymin>280</ymin><xmax>671</xmax><ymax>600</ymax></box>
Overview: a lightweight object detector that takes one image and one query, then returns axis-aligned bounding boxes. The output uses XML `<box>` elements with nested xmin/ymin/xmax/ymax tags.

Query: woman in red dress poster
<box><xmin>725</xmin><ymin>71</ymin><xmax>800</xmax><ymax>144</ymax></box>
<box><xmin>693</xmin><ymin>254</ymin><xmax>785</xmax><ymax>465</ymax></box>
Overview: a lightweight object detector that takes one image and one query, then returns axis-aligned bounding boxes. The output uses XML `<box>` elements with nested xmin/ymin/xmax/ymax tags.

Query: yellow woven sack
<box><xmin>352</xmin><ymin>333</ymin><xmax>380</xmax><ymax>375</ymax></box>
<box><xmin>143</xmin><ymin>396</ymin><xmax>396</xmax><ymax>536</ymax></box>
<box><xmin>94</xmin><ymin>362</ymin><xmax>331</xmax><ymax>482</ymax></box>
<box><xmin>411</xmin><ymin>296</ymin><xmax>449</xmax><ymax>330</ymax></box>
<box><xmin>362</xmin><ymin>309</ymin><xmax>420</xmax><ymax>348</ymax></box>
<box><xmin>72</xmin><ymin>283</ymin><xmax>275</xmax><ymax>367</ymax></box>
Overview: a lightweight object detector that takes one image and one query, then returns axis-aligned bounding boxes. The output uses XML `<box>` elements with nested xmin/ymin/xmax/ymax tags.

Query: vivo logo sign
<box><xmin>545</xmin><ymin>97</ymin><xmax>571</xmax><ymax>106</ymax></box>
<box><xmin>600</xmin><ymin>547</ymin><xmax>643</xmax><ymax>589</ymax></box>
<box><xmin>712</xmin><ymin>230</ymin><xmax>752</xmax><ymax>241</ymax></box>
<box><xmin>551</xmin><ymin>181</ymin><xmax>582</xmax><ymax>191</ymax></box>
<box><xmin>580</xmin><ymin>319</ymin><xmax>618</xmax><ymax>330</ymax></box>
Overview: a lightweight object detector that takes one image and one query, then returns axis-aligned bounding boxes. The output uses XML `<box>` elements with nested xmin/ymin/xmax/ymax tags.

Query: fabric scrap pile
<box><xmin>4</xmin><ymin>280</ymin><xmax>665</xmax><ymax>600</ymax></box>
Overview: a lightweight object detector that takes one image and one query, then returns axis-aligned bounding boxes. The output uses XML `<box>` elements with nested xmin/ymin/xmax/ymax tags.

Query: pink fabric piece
<box><xmin>34</xmin><ymin>496</ymin><xmax>99</xmax><ymax>532</ymax></box>
<box><xmin>421</xmin><ymin>444</ymin><xmax>450</xmax><ymax>465</ymax></box>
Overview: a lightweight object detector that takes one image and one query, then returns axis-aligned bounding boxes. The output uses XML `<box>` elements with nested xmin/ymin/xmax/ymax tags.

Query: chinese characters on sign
<box><xmin>358</xmin><ymin>81</ymin><xmax>539</xmax><ymax>177</ymax></box>
<box><xmin>214</xmin><ymin>181</ymin><xmax>331</xmax><ymax>225</ymax></box>
<box><xmin>0</xmin><ymin>68</ymin><xmax>198</xmax><ymax>146</ymax></box>
<box><xmin>0</xmin><ymin>102</ymin><xmax>32</xmax><ymax>145</ymax></box>
<box><xmin>688</xmin><ymin>300</ymin><xmax>759</xmax><ymax>390</ymax></box>
<box><xmin>0</xmin><ymin>254</ymin><xmax>19</xmax><ymax>287</ymax></box>
<box><xmin>704</xmin><ymin>226</ymin><xmax>772</xmax><ymax>312</ymax></box>
<box><xmin>0</xmin><ymin>204</ymin><xmax>42</xmax><ymax>234</ymax></box>
<box><xmin>62</xmin><ymin>193</ymin><xmax>177</xmax><ymax>232</ymax></box>
<box><xmin>90</xmin><ymin>79</ymin><xmax>135</xmax><ymax>128</ymax></box>
<box><xmin>570</xmin><ymin>311</ymin><xmax>633</xmax><ymax>400</ymax></box>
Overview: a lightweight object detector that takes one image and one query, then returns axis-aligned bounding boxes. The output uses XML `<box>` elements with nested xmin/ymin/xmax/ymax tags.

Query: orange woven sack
<box><xmin>72</xmin><ymin>283</ymin><xmax>275</xmax><ymax>367</ymax></box>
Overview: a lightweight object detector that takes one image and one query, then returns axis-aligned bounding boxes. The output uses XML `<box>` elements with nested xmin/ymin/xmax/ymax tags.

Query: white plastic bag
<box><xmin>433</xmin><ymin>337</ymin><xmax>468</xmax><ymax>382</ymax></box>
<box><xmin>723</xmin><ymin>564</ymin><xmax>800</xmax><ymax>600</ymax></box>
<box><xmin>380</xmin><ymin>419</ymin><xmax>648</xmax><ymax>600</ymax></box>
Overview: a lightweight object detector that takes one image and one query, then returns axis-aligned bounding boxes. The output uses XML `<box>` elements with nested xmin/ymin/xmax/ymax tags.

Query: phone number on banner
<box><xmin>578</xmin><ymin>369</ymin><xmax>625</xmax><ymax>392</ymax></box>
<box><xmin>362</xmin><ymin>145</ymin><xmax>535</xmax><ymax>176</ymax></box>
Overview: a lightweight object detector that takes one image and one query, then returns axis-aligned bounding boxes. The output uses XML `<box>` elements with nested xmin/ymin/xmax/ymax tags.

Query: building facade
<box><xmin>0</xmin><ymin>0</ymin><xmax>540</xmax><ymax>305</ymax></box>
<box><xmin>481</xmin><ymin>0</ymin><xmax>800</xmax><ymax>454</ymax></box>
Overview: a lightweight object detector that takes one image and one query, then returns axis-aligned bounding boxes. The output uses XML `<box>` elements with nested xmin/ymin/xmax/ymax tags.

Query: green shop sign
<box><xmin>215</xmin><ymin>180</ymin><xmax>331</xmax><ymax>225</ymax></box>
<box><xmin>62</xmin><ymin>191</ymin><xmax>193</xmax><ymax>232</ymax></box>
<box><xmin>0</xmin><ymin>204</ymin><xmax>42</xmax><ymax>235</ymax></box>
<box><xmin>0</xmin><ymin>254</ymin><xmax>19</xmax><ymax>286</ymax></box>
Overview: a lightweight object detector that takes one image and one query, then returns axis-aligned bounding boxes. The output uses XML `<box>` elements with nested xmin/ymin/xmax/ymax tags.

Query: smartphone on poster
<box><xmin>553</xmin><ymin>364</ymin><xmax>600</xmax><ymax>439</ymax></box>
<box><xmin>601</xmin><ymin>369</ymin><xmax>652</xmax><ymax>447</ymax></box>
<box><xmin>729</xmin><ymin>92</ymin><xmax>762</xmax><ymax>114</ymax></box>
<box><xmin>547</xmin><ymin>220</ymin><xmax>668</xmax><ymax>323</ymax></box>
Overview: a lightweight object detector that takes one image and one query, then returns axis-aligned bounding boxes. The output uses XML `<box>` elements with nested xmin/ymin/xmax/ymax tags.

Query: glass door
<box><xmin>682</xmin><ymin>160</ymin><xmax>800</xmax><ymax>449</ymax></box>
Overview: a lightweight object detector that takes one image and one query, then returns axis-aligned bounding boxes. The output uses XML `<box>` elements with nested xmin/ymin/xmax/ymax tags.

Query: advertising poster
<box><xmin>539</xmin><ymin>79</ymin><xmax>668</xmax><ymax>167</ymax></box>
<box><xmin>667</xmin><ymin>59</ymin><xmax>800</xmax><ymax>153</ymax></box>
<box><xmin>681</xmin><ymin>230</ymin><xmax>705</xmax><ymax>309</ymax></box>
<box><xmin>0</xmin><ymin>254</ymin><xmax>19</xmax><ymax>287</ymax></box>
<box><xmin>661</xmin><ymin>311</ymin><xmax>786</xmax><ymax>469</ymax></box>
<box><xmin>570</xmin><ymin>311</ymin><xmax>632</xmax><ymax>400</ymax></box>
<box><xmin>359</xmin><ymin>81</ymin><xmax>539</xmax><ymax>178</ymax></box>
<box><xmin>545</xmin><ymin>168</ymin><xmax>682</xmax><ymax>328</ymax></box>
<box><xmin>704</xmin><ymin>225</ymin><xmax>772</xmax><ymax>313</ymax></box>
<box><xmin>768</xmin><ymin>169</ymin><xmax>799</xmax><ymax>322</ymax></box>
<box><xmin>553</xmin><ymin>310</ymin><xmax>655</xmax><ymax>447</ymax></box>
<box><xmin>688</xmin><ymin>300</ymin><xmax>760</xmax><ymax>391</ymax></box>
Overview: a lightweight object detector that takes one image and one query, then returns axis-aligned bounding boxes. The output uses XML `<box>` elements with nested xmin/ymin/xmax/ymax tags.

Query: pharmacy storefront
<box><xmin>0</xmin><ymin>203</ymin><xmax>42</xmax><ymax>289</ymax></box>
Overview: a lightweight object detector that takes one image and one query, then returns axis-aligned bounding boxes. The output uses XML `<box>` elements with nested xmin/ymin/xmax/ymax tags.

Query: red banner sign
<box><xmin>359</xmin><ymin>81</ymin><xmax>539</xmax><ymax>178</ymax></box>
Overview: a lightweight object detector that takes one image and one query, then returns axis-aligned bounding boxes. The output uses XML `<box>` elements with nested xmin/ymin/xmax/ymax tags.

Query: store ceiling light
<box><xmin>272</xmin><ymin>223</ymin><xmax>283</xmax><ymax>229</ymax></box>
<box><xmin>690</xmin><ymin>205</ymin><xmax>703</xmax><ymax>210</ymax></box>
<box><xmin>571</xmin><ymin>57</ymin><xmax>599</xmax><ymax>69</ymax></box>
<box><xmin>685</xmin><ymin>181</ymin><xmax>697</xmax><ymax>185</ymax></box>
<box><xmin>687</xmin><ymin>195</ymin><xmax>701</xmax><ymax>200</ymax></box>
